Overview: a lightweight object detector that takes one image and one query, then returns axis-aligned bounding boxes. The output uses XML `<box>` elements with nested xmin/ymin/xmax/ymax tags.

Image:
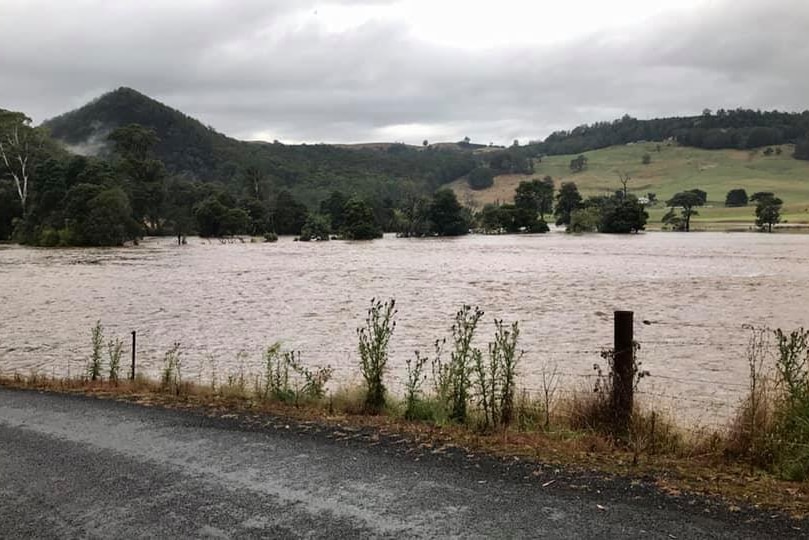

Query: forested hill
<box><xmin>41</xmin><ymin>88</ymin><xmax>809</xmax><ymax>206</ymax></box>
<box><xmin>526</xmin><ymin>110</ymin><xmax>809</xmax><ymax>160</ymax></box>
<box><xmin>41</xmin><ymin>88</ymin><xmax>478</xmax><ymax>205</ymax></box>
<box><xmin>43</xmin><ymin>87</ymin><xmax>240</xmax><ymax>181</ymax></box>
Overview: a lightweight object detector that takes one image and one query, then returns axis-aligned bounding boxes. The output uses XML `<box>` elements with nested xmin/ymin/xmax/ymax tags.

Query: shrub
<box><xmin>467</xmin><ymin>167</ymin><xmax>495</xmax><ymax>190</ymax></box>
<box><xmin>38</xmin><ymin>227</ymin><xmax>60</xmax><ymax>247</ymax></box>
<box><xmin>570</xmin><ymin>342</ymin><xmax>647</xmax><ymax>435</ymax></box>
<box><xmin>88</xmin><ymin>321</ymin><xmax>104</xmax><ymax>381</ymax></box>
<box><xmin>357</xmin><ymin>298</ymin><xmax>397</xmax><ymax>413</ymax></box>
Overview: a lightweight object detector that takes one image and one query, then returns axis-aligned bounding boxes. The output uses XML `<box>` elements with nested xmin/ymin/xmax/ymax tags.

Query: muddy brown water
<box><xmin>2</xmin><ymin>232</ymin><xmax>808</xmax><ymax>424</ymax></box>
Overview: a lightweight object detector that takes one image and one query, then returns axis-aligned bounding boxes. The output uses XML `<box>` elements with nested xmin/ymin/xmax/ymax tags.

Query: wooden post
<box><xmin>130</xmin><ymin>331</ymin><xmax>136</xmax><ymax>381</ymax></box>
<box><xmin>612</xmin><ymin>310</ymin><xmax>634</xmax><ymax>436</ymax></box>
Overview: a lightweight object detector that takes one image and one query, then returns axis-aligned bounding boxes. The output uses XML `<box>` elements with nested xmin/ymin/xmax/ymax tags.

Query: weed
<box><xmin>576</xmin><ymin>342</ymin><xmax>648</xmax><ymax>435</ymax></box>
<box><xmin>357</xmin><ymin>298</ymin><xmax>396</xmax><ymax>413</ymax></box>
<box><xmin>263</xmin><ymin>342</ymin><xmax>291</xmax><ymax>401</ymax></box>
<box><xmin>107</xmin><ymin>338</ymin><xmax>123</xmax><ymax>384</ymax></box>
<box><xmin>160</xmin><ymin>342</ymin><xmax>182</xmax><ymax>394</ymax></box>
<box><xmin>88</xmin><ymin>321</ymin><xmax>104</xmax><ymax>381</ymax></box>
<box><xmin>772</xmin><ymin>328</ymin><xmax>809</xmax><ymax>480</ymax></box>
<box><xmin>285</xmin><ymin>350</ymin><xmax>333</xmax><ymax>401</ymax></box>
<box><xmin>406</xmin><ymin>342</ymin><xmax>437</xmax><ymax>420</ymax></box>
<box><xmin>540</xmin><ymin>361</ymin><xmax>560</xmax><ymax>430</ymax></box>
<box><xmin>726</xmin><ymin>326</ymin><xmax>774</xmax><ymax>467</ymax></box>
<box><xmin>437</xmin><ymin>305</ymin><xmax>483</xmax><ymax>424</ymax></box>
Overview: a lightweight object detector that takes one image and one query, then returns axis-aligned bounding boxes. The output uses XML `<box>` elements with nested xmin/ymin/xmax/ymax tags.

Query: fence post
<box><xmin>612</xmin><ymin>310</ymin><xmax>634</xmax><ymax>436</ymax></box>
<box><xmin>130</xmin><ymin>331</ymin><xmax>136</xmax><ymax>381</ymax></box>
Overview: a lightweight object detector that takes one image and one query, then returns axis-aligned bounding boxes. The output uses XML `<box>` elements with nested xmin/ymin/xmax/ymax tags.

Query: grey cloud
<box><xmin>1</xmin><ymin>0</ymin><xmax>808</xmax><ymax>145</ymax></box>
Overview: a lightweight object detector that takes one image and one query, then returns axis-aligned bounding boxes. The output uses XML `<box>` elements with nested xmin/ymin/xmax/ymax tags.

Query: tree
<box><xmin>0</xmin><ymin>179</ymin><xmax>21</xmax><ymax>240</ymax></box>
<box><xmin>319</xmin><ymin>190</ymin><xmax>349</xmax><ymax>231</ymax></box>
<box><xmin>617</xmin><ymin>171</ymin><xmax>631</xmax><ymax>199</ymax></box>
<box><xmin>273</xmin><ymin>190</ymin><xmax>308</xmax><ymax>235</ymax></box>
<box><xmin>240</xmin><ymin>197</ymin><xmax>270</xmax><ymax>235</ymax></box>
<box><xmin>0</xmin><ymin>109</ymin><xmax>44</xmax><ymax>215</ymax></box>
<box><xmin>642</xmin><ymin>153</ymin><xmax>651</xmax><ymax>165</ymax></box>
<box><xmin>688</xmin><ymin>188</ymin><xmax>708</xmax><ymax>205</ymax></box>
<box><xmin>725</xmin><ymin>189</ymin><xmax>749</xmax><ymax>207</ymax></box>
<box><xmin>513</xmin><ymin>177</ymin><xmax>553</xmax><ymax>232</ymax></box>
<box><xmin>62</xmin><ymin>184</ymin><xmax>139</xmax><ymax>246</ymax></box>
<box><xmin>569</xmin><ymin>154</ymin><xmax>588</xmax><ymax>172</ymax></box>
<box><xmin>108</xmin><ymin>124</ymin><xmax>159</xmax><ymax>161</ymax></box>
<box><xmin>342</xmin><ymin>197</ymin><xmax>382</xmax><ymax>240</ymax></box>
<box><xmin>753</xmin><ymin>192</ymin><xmax>783</xmax><ymax>232</ymax></box>
<box><xmin>81</xmin><ymin>188</ymin><xmax>140</xmax><ymax>246</ymax></box>
<box><xmin>568</xmin><ymin>207</ymin><xmax>600</xmax><ymax>233</ymax></box>
<box><xmin>468</xmin><ymin>167</ymin><xmax>495</xmax><ymax>190</ymax></box>
<box><xmin>479</xmin><ymin>204</ymin><xmax>507</xmax><ymax>233</ymax></box>
<box><xmin>428</xmin><ymin>189</ymin><xmax>469</xmax><ymax>236</ymax></box>
<box><xmin>795</xmin><ymin>140</ymin><xmax>809</xmax><ymax>161</ymax></box>
<box><xmin>165</xmin><ymin>178</ymin><xmax>199</xmax><ymax>244</ymax></box>
<box><xmin>596</xmin><ymin>195</ymin><xmax>648</xmax><ymax>234</ymax></box>
<box><xmin>554</xmin><ymin>182</ymin><xmax>583</xmax><ymax>226</ymax></box>
<box><xmin>300</xmin><ymin>213</ymin><xmax>331</xmax><ymax>241</ymax></box>
<box><xmin>108</xmin><ymin>124</ymin><xmax>166</xmax><ymax>232</ymax></box>
<box><xmin>661</xmin><ymin>208</ymin><xmax>684</xmax><ymax>231</ymax></box>
<box><xmin>666</xmin><ymin>191</ymin><xmax>704</xmax><ymax>232</ymax></box>
<box><xmin>194</xmin><ymin>196</ymin><xmax>229</xmax><ymax>238</ymax></box>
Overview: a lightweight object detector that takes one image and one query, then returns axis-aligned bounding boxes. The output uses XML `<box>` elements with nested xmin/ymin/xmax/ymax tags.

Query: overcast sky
<box><xmin>1</xmin><ymin>0</ymin><xmax>808</xmax><ymax>145</ymax></box>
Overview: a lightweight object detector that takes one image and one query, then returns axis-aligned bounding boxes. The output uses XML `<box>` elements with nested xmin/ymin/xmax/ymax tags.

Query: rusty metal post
<box><xmin>130</xmin><ymin>331</ymin><xmax>136</xmax><ymax>381</ymax></box>
<box><xmin>612</xmin><ymin>311</ymin><xmax>634</xmax><ymax>436</ymax></box>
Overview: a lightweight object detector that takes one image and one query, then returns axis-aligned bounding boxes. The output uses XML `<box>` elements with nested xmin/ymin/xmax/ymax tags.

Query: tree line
<box><xmin>0</xmin><ymin>111</ymin><xmax>481</xmax><ymax>245</ymax></box>
<box><xmin>521</xmin><ymin>109</ymin><xmax>809</xmax><ymax>161</ymax></box>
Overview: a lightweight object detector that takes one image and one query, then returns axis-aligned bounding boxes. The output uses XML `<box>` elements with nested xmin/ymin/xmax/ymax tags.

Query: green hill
<box><xmin>452</xmin><ymin>143</ymin><xmax>809</xmax><ymax>228</ymax></box>
<box><xmin>42</xmin><ymin>88</ymin><xmax>477</xmax><ymax>206</ymax></box>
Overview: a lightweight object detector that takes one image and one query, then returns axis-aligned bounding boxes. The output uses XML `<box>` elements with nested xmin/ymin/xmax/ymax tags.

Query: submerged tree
<box><xmin>428</xmin><ymin>189</ymin><xmax>469</xmax><ymax>236</ymax></box>
<box><xmin>666</xmin><ymin>191</ymin><xmax>704</xmax><ymax>232</ymax></box>
<box><xmin>511</xmin><ymin>178</ymin><xmax>553</xmax><ymax>232</ymax></box>
<box><xmin>752</xmin><ymin>192</ymin><xmax>783</xmax><ymax>232</ymax></box>
<box><xmin>554</xmin><ymin>182</ymin><xmax>583</xmax><ymax>226</ymax></box>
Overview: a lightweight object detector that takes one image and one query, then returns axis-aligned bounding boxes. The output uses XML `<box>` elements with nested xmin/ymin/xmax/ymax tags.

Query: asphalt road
<box><xmin>0</xmin><ymin>388</ymin><xmax>802</xmax><ymax>539</ymax></box>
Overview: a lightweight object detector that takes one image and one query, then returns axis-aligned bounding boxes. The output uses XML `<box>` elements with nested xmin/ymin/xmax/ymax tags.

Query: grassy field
<box><xmin>451</xmin><ymin>143</ymin><xmax>809</xmax><ymax>229</ymax></box>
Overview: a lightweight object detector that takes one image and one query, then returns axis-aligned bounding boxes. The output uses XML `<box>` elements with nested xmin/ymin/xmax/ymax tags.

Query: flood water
<box><xmin>2</xmin><ymin>232</ymin><xmax>808</xmax><ymax>425</ymax></box>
